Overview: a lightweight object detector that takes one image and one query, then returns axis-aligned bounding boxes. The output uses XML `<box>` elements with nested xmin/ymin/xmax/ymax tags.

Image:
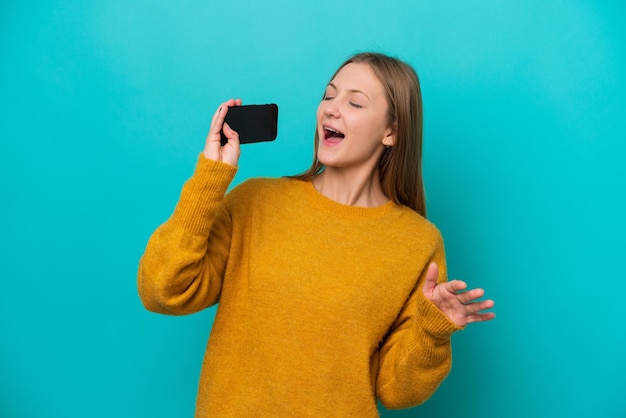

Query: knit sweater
<box><xmin>138</xmin><ymin>155</ymin><xmax>462</xmax><ymax>417</ymax></box>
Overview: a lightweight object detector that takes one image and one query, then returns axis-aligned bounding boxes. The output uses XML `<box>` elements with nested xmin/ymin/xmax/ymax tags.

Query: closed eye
<box><xmin>323</xmin><ymin>96</ymin><xmax>334</xmax><ymax>101</ymax></box>
<box><xmin>350</xmin><ymin>102</ymin><xmax>363</xmax><ymax>108</ymax></box>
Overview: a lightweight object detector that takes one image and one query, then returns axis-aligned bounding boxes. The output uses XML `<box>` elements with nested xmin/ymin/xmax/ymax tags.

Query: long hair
<box><xmin>293</xmin><ymin>52</ymin><xmax>426</xmax><ymax>217</ymax></box>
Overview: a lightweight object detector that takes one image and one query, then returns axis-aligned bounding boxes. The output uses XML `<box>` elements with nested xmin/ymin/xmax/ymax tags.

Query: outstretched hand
<box><xmin>203</xmin><ymin>98</ymin><xmax>242</xmax><ymax>166</ymax></box>
<box><xmin>422</xmin><ymin>263</ymin><xmax>495</xmax><ymax>327</ymax></box>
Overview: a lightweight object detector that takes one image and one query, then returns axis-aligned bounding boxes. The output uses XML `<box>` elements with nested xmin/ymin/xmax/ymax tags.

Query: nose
<box><xmin>322</xmin><ymin>100</ymin><xmax>340</xmax><ymax>118</ymax></box>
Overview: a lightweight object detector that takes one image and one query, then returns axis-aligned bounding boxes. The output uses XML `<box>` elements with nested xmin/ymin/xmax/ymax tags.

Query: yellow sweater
<box><xmin>138</xmin><ymin>155</ymin><xmax>461</xmax><ymax>417</ymax></box>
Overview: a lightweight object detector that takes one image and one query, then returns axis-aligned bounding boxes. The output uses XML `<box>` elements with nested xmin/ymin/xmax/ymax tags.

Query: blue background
<box><xmin>2</xmin><ymin>1</ymin><xmax>625</xmax><ymax>417</ymax></box>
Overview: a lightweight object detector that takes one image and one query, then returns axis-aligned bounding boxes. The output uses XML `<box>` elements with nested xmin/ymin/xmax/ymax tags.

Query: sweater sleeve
<box><xmin>137</xmin><ymin>154</ymin><xmax>238</xmax><ymax>315</ymax></box>
<box><xmin>376</xmin><ymin>235</ymin><xmax>463</xmax><ymax>409</ymax></box>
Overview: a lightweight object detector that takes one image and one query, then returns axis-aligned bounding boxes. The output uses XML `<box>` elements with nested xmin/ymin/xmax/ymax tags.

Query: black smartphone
<box><xmin>220</xmin><ymin>104</ymin><xmax>279</xmax><ymax>146</ymax></box>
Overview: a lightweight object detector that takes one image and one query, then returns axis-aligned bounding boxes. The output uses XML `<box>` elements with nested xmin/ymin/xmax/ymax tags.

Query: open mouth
<box><xmin>323</xmin><ymin>127</ymin><xmax>345</xmax><ymax>141</ymax></box>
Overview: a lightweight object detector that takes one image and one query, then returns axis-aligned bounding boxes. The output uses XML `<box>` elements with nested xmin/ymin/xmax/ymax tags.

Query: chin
<box><xmin>316</xmin><ymin>149</ymin><xmax>339</xmax><ymax>168</ymax></box>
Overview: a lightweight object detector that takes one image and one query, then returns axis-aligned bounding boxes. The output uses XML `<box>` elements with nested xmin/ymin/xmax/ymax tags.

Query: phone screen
<box><xmin>220</xmin><ymin>104</ymin><xmax>278</xmax><ymax>146</ymax></box>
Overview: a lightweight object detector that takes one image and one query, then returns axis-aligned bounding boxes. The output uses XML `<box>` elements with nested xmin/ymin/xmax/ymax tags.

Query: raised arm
<box><xmin>137</xmin><ymin>100</ymin><xmax>242</xmax><ymax>315</ymax></box>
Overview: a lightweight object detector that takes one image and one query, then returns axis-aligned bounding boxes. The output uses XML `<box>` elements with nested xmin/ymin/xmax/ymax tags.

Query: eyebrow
<box><xmin>328</xmin><ymin>82</ymin><xmax>370</xmax><ymax>100</ymax></box>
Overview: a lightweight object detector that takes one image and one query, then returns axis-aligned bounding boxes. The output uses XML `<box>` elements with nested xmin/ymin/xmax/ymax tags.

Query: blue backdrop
<box><xmin>2</xmin><ymin>1</ymin><xmax>625</xmax><ymax>417</ymax></box>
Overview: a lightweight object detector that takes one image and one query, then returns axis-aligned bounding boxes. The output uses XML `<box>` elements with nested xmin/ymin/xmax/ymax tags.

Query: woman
<box><xmin>138</xmin><ymin>52</ymin><xmax>495</xmax><ymax>417</ymax></box>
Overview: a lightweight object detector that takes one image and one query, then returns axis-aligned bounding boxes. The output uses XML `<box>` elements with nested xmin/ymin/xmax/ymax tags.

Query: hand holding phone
<box><xmin>203</xmin><ymin>98</ymin><xmax>243</xmax><ymax>167</ymax></box>
<box><xmin>220</xmin><ymin>104</ymin><xmax>279</xmax><ymax>146</ymax></box>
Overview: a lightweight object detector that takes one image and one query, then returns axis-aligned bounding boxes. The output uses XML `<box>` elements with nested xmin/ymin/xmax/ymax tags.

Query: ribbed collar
<box><xmin>296</xmin><ymin>178</ymin><xmax>400</xmax><ymax>219</ymax></box>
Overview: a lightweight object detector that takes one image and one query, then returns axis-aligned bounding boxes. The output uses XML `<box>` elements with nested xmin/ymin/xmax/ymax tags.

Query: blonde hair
<box><xmin>294</xmin><ymin>52</ymin><xmax>426</xmax><ymax>216</ymax></box>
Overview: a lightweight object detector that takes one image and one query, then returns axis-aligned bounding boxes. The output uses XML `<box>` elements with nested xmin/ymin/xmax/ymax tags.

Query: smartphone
<box><xmin>220</xmin><ymin>104</ymin><xmax>279</xmax><ymax>146</ymax></box>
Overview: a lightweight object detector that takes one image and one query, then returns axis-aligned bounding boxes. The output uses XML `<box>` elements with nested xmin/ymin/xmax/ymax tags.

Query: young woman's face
<box><xmin>316</xmin><ymin>63</ymin><xmax>395</xmax><ymax>174</ymax></box>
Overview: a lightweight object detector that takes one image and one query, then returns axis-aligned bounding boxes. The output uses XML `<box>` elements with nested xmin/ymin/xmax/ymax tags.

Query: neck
<box><xmin>312</xmin><ymin>166</ymin><xmax>389</xmax><ymax>208</ymax></box>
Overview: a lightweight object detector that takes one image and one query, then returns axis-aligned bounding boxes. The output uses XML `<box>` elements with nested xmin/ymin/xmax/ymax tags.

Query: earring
<box><xmin>385</xmin><ymin>144</ymin><xmax>391</xmax><ymax>149</ymax></box>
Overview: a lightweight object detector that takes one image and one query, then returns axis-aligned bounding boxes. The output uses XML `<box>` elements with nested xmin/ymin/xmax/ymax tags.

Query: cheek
<box><xmin>367</xmin><ymin>112</ymin><xmax>390</xmax><ymax>138</ymax></box>
<box><xmin>316</xmin><ymin>103</ymin><xmax>325</xmax><ymax>121</ymax></box>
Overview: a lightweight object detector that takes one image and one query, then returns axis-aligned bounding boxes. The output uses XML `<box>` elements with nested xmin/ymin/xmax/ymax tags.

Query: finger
<box><xmin>209</xmin><ymin>99</ymin><xmax>237</xmax><ymax>136</ymax></box>
<box><xmin>466</xmin><ymin>311</ymin><xmax>496</xmax><ymax>323</ymax></box>
<box><xmin>210</xmin><ymin>101</ymin><xmax>229</xmax><ymax>129</ymax></box>
<box><xmin>219</xmin><ymin>122</ymin><xmax>241</xmax><ymax>166</ymax></box>
<box><xmin>445</xmin><ymin>280</ymin><xmax>467</xmax><ymax>294</ymax></box>
<box><xmin>456</xmin><ymin>287</ymin><xmax>485</xmax><ymax>304</ymax></box>
<box><xmin>464</xmin><ymin>299</ymin><xmax>495</xmax><ymax>314</ymax></box>
<box><xmin>209</xmin><ymin>104</ymin><xmax>222</xmax><ymax>128</ymax></box>
<box><xmin>422</xmin><ymin>262</ymin><xmax>439</xmax><ymax>296</ymax></box>
<box><xmin>208</xmin><ymin>106</ymin><xmax>226</xmax><ymax>141</ymax></box>
<box><xmin>222</xmin><ymin>122</ymin><xmax>240</xmax><ymax>146</ymax></box>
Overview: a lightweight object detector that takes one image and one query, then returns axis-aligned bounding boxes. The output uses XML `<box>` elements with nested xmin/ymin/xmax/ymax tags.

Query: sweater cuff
<box><xmin>415</xmin><ymin>294</ymin><xmax>464</xmax><ymax>341</ymax></box>
<box><xmin>170</xmin><ymin>154</ymin><xmax>238</xmax><ymax>235</ymax></box>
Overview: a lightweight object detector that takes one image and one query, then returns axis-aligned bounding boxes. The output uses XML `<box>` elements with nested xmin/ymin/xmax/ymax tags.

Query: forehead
<box><xmin>329</xmin><ymin>63</ymin><xmax>385</xmax><ymax>97</ymax></box>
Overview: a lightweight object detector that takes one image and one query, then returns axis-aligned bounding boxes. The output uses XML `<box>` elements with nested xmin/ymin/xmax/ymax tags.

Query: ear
<box><xmin>382</xmin><ymin>124</ymin><xmax>397</xmax><ymax>147</ymax></box>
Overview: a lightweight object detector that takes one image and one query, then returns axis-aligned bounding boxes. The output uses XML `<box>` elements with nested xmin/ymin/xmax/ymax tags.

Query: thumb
<box><xmin>422</xmin><ymin>262</ymin><xmax>439</xmax><ymax>298</ymax></box>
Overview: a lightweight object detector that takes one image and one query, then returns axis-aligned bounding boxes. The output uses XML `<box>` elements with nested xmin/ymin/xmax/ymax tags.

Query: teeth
<box><xmin>323</xmin><ymin>126</ymin><xmax>344</xmax><ymax>140</ymax></box>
